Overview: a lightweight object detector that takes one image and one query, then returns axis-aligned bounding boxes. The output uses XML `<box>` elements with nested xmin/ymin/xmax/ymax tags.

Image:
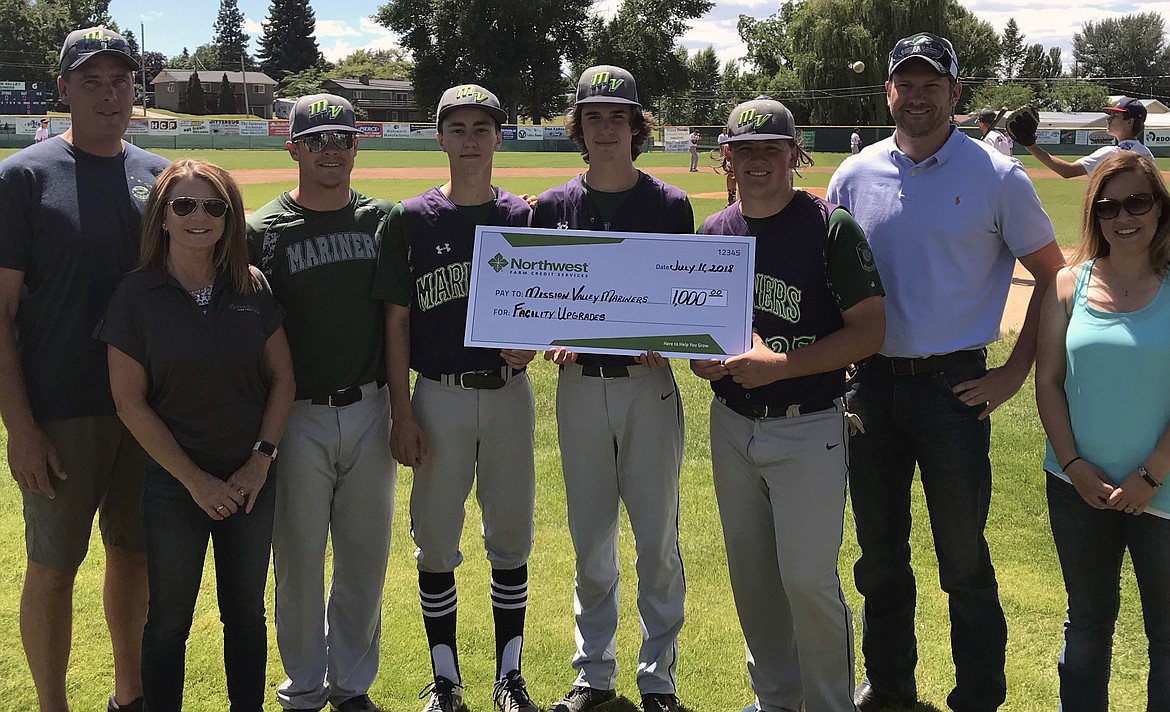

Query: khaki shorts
<box><xmin>22</xmin><ymin>415</ymin><xmax>145</xmax><ymax>570</ymax></box>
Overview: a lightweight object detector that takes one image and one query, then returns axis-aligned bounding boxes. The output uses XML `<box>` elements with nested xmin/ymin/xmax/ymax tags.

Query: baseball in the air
<box><xmin>851</xmin><ymin>61</ymin><xmax>865</xmax><ymax>73</ymax></box>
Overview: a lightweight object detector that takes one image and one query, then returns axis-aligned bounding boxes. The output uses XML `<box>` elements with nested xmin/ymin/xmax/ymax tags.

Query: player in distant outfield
<box><xmin>693</xmin><ymin>96</ymin><xmax>884</xmax><ymax>712</ymax></box>
<box><xmin>248</xmin><ymin>94</ymin><xmax>395</xmax><ymax>712</ymax></box>
<box><xmin>1010</xmin><ymin>96</ymin><xmax>1153</xmax><ymax>177</ymax></box>
<box><xmin>373</xmin><ymin>83</ymin><xmax>539</xmax><ymax>712</ymax></box>
<box><xmin>535</xmin><ymin>64</ymin><xmax>692</xmax><ymax>712</ymax></box>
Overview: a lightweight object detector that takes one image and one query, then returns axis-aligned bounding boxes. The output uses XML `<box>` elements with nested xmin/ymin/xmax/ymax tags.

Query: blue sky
<box><xmin>109</xmin><ymin>0</ymin><xmax>1165</xmax><ymax>73</ymax></box>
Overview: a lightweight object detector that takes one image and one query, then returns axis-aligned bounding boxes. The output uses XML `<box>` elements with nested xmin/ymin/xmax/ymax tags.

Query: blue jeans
<box><xmin>847</xmin><ymin>355</ymin><xmax>1007</xmax><ymax>712</ymax></box>
<box><xmin>1047</xmin><ymin>474</ymin><xmax>1170</xmax><ymax>712</ymax></box>
<box><xmin>140</xmin><ymin>458</ymin><xmax>275</xmax><ymax>711</ymax></box>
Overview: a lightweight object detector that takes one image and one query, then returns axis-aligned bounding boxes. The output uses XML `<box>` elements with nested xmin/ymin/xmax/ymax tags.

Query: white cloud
<box><xmin>243</xmin><ymin>17</ymin><xmax>264</xmax><ymax>34</ymax></box>
<box><xmin>320</xmin><ymin>34</ymin><xmax>406</xmax><ymax>63</ymax></box>
<box><xmin>358</xmin><ymin>17</ymin><xmax>393</xmax><ymax>35</ymax></box>
<box><xmin>315</xmin><ymin>19</ymin><xmax>361</xmax><ymax>37</ymax></box>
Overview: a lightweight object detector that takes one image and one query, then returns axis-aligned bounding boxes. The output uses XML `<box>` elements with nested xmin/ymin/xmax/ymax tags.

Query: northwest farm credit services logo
<box><xmin>487</xmin><ymin>251</ymin><xmax>589</xmax><ymax>275</ymax></box>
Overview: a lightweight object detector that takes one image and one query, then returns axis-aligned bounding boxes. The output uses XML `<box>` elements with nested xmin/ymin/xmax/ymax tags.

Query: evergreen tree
<box><xmin>214</xmin><ymin>0</ymin><xmax>251</xmax><ymax>70</ymax></box>
<box><xmin>217</xmin><ymin>73</ymin><xmax>237</xmax><ymax>114</ymax></box>
<box><xmin>1000</xmin><ymin>19</ymin><xmax>1025</xmax><ymax>79</ymax></box>
<box><xmin>258</xmin><ymin>0</ymin><xmax>320</xmax><ymax>82</ymax></box>
<box><xmin>186</xmin><ymin>71</ymin><xmax>205</xmax><ymax>115</ymax></box>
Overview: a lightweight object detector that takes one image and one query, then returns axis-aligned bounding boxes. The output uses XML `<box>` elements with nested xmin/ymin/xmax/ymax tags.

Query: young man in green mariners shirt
<box><xmin>372</xmin><ymin>83</ymin><xmax>539</xmax><ymax>712</ymax></box>
<box><xmin>248</xmin><ymin>93</ymin><xmax>395</xmax><ymax>712</ymax></box>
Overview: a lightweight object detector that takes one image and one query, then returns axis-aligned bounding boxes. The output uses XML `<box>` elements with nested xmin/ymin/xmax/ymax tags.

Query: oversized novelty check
<box><xmin>464</xmin><ymin>227</ymin><xmax>756</xmax><ymax>360</ymax></box>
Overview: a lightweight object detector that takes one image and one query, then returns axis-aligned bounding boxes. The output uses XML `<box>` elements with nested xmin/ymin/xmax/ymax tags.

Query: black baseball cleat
<box><xmin>853</xmin><ymin>680</ymin><xmax>917</xmax><ymax>712</ymax></box>
<box><xmin>334</xmin><ymin>693</ymin><xmax>382</xmax><ymax>712</ymax></box>
<box><xmin>494</xmin><ymin>670</ymin><xmax>539</xmax><ymax>712</ymax></box>
<box><xmin>641</xmin><ymin>692</ymin><xmax>681</xmax><ymax>712</ymax></box>
<box><xmin>107</xmin><ymin>695</ymin><xmax>144</xmax><ymax>712</ymax></box>
<box><xmin>419</xmin><ymin>676</ymin><xmax>469</xmax><ymax>712</ymax></box>
<box><xmin>547</xmin><ymin>685</ymin><xmax>616</xmax><ymax>712</ymax></box>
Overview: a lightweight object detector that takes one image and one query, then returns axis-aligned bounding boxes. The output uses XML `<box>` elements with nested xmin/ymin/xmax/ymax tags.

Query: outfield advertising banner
<box><xmin>410</xmin><ymin>123</ymin><xmax>437</xmax><ymax>139</ymax></box>
<box><xmin>239</xmin><ymin>121</ymin><xmax>268</xmax><ymax>136</ymax></box>
<box><xmin>357</xmin><ymin>122</ymin><xmax>383</xmax><ymax>138</ymax></box>
<box><xmin>16</xmin><ymin>117</ymin><xmax>40</xmax><ymax>134</ymax></box>
<box><xmin>1035</xmin><ymin>129</ymin><xmax>1061</xmax><ymax>145</ymax></box>
<box><xmin>209</xmin><ymin>120</ymin><xmax>240</xmax><ymax>135</ymax></box>
<box><xmin>663</xmin><ymin>127</ymin><xmax>690</xmax><ymax>153</ymax></box>
<box><xmin>125</xmin><ymin>119</ymin><xmax>150</xmax><ymax>135</ymax></box>
<box><xmin>149</xmin><ymin>119</ymin><xmax>182</xmax><ymax>135</ymax></box>
<box><xmin>502</xmin><ymin>126</ymin><xmax>518</xmax><ymax>140</ymax></box>
<box><xmin>384</xmin><ymin>123</ymin><xmax>410</xmax><ymax>138</ymax></box>
<box><xmin>544</xmin><ymin>126</ymin><xmax>566</xmax><ymax>140</ymax></box>
<box><xmin>1146</xmin><ymin>130</ymin><xmax>1170</xmax><ymax>146</ymax></box>
<box><xmin>517</xmin><ymin>126</ymin><xmax>543</xmax><ymax>141</ymax></box>
<box><xmin>268</xmin><ymin>120</ymin><xmax>290</xmax><ymax>137</ymax></box>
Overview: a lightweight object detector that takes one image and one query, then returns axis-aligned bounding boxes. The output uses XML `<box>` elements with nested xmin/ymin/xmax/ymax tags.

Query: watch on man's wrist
<box><xmin>1138</xmin><ymin>465</ymin><xmax>1162</xmax><ymax>489</ymax></box>
<box><xmin>253</xmin><ymin>440</ymin><xmax>278</xmax><ymax>459</ymax></box>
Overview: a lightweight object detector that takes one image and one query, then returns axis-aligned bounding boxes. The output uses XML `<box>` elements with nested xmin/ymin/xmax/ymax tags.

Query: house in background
<box><xmin>321</xmin><ymin>77</ymin><xmax>424</xmax><ymax>122</ymax></box>
<box><xmin>151</xmin><ymin>69</ymin><xmax>277</xmax><ymax>117</ymax></box>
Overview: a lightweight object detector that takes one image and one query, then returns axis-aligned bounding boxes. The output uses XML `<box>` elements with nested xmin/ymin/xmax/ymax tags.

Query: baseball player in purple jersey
<box><xmin>535</xmin><ymin>65</ymin><xmax>692</xmax><ymax>712</ymax></box>
<box><xmin>693</xmin><ymin>97</ymin><xmax>885</xmax><ymax>712</ymax></box>
<box><xmin>372</xmin><ymin>84</ymin><xmax>539</xmax><ymax>712</ymax></box>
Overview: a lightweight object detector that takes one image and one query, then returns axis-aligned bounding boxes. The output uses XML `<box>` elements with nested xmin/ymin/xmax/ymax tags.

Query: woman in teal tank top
<box><xmin>1035</xmin><ymin>150</ymin><xmax>1170</xmax><ymax>711</ymax></box>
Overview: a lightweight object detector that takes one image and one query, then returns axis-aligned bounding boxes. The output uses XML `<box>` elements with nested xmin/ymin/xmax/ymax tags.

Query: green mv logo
<box><xmin>307</xmin><ymin>99</ymin><xmax>343</xmax><ymax>119</ymax></box>
<box><xmin>455</xmin><ymin>85</ymin><xmax>490</xmax><ymax>103</ymax></box>
<box><xmin>83</xmin><ymin>30</ymin><xmax>104</xmax><ymax>40</ymax></box>
<box><xmin>590</xmin><ymin>72</ymin><xmax>625</xmax><ymax>93</ymax></box>
<box><xmin>489</xmin><ymin>253</ymin><xmax>508</xmax><ymax>273</ymax></box>
<box><xmin>737</xmin><ymin>108</ymin><xmax>772</xmax><ymax>129</ymax></box>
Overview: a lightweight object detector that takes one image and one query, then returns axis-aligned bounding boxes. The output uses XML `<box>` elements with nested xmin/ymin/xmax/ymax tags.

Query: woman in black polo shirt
<box><xmin>97</xmin><ymin>159</ymin><xmax>295</xmax><ymax>711</ymax></box>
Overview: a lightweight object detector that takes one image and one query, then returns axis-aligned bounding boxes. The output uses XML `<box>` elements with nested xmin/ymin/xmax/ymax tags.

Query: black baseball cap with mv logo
<box><xmin>575</xmin><ymin>65</ymin><xmax>641</xmax><ymax>108</ymax></box>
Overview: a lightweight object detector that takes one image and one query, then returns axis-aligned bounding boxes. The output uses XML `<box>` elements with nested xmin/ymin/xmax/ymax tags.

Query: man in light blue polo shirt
<box><xmin>827</xmin><ymin>32</ymin><xmax>1064</xmax><ymax>712</ymax></box>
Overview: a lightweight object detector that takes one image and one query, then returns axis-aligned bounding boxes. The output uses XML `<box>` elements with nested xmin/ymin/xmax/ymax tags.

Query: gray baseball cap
<box><xmin>59</xmin><ymin>26</ymin><xmax>139</xmax><ymax>74</ymax></box>
<box><xmin>575</xmin><ymin>65</ymin><xmax>641</xmax><ymax>107</ymax></box>
<box><xmin>719</xmin><ymin>97</ymin><xmax>796</xmax><ymax>144</ymax></box>
<box><xmin>436</xmin><ymin>84</ymin><xmax>508</xmax><ymax>127</ymax></box>
<box><xmin>289</xmin><ymin>93</ymin><xmax>359</xmax><ymax>140</ymax></box>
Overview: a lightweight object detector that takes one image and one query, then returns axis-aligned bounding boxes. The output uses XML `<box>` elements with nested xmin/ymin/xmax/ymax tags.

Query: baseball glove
<box><xmin>1005</xmin><ymin>105</ymin><xmax>1039</xmax><ymax>147</ymax></box>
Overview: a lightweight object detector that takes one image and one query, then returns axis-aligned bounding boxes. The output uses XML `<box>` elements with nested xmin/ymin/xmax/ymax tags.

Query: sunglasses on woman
<box><xmin>167</xmin><ymin>197</ymin><xmax>230</xmax><ymax>218</ymax></box>
<box><xmin>296</xmin><ymin>131</ymin><xmax>357</xmax><ymax>152</ymax></box>
<box><xmin>1093</xmin><ymin>192</ymin><xmax>1155</xmax><ymax>220</ymax></box>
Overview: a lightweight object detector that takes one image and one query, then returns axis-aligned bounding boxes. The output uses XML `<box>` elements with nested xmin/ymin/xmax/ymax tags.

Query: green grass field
<box><xmin>0</xmin><ymin>147</ymin><xmax>1158</xmax><ymax>710</ymax></box>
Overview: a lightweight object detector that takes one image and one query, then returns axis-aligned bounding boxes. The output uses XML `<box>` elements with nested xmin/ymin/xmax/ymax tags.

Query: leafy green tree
<box><xmin>967</xmin><ymin>83</ymin><xmax>1036</xmax><ymax>114</ymax></box>
<box><xmin>1042</xmin><ymin>82</ymin><xmax>1109</xmax><ymax>112</ymax></box>
<box><xmin>1073</xmin><ymin>13</ymin><xmax>1168</xmax><ymax>79</ymax></box>
<box><xmin>332</xmin><ymin>49</ymin><xmax>411</xmax><ymax>80</ymax></box>
<box><xmin>185</xmin><ymin>71</ymin><xmax>206</xmax><ymax>114</ymax></box>
<box><xmin>376</xmin><ymin>0</ymin><xmax>590</xmax><ymax>123</ymax></box>
<box><xmin>258</xmin><ymin>0</ymin><xmax>320</xmax><ymax>82</ymax></box>
<box><xmin>577</xmin><ymin>0</ymin><xmax>714</xmax><ymax>111</ymax></box>
<box><xmin>686</xmin><ymin>47</ymin><xmax>723</xmax><ymax>125</ymax></box>
<box><xmin>278</xmin><ymin>64</ymin><xmax>329</xmax><ymax>98</ymax></box>
<box><xmin>217</xmin><ymin>72</ymin><xmax>237</xmax><ymax>113</ymax></box>
<box><xmin>214</xmin><ymin>0</ymin><xmax>252</xmax><ymax>70</ymax></box>
<box><xmin>142</xmin><ymin>51</ymin><xmax>167</xmax><ymax>85</ymax></box>
<box><xmin>999</xmin><ymin>19</ymin><xmax>1024</xmax><ymax>79</ymax></box>
<box><xmin>736</xmin><ymin>3</ymin><xmax>796</xmax><ymax>76</ymax></box>
<box><xmin>169</xmin><ymin>47</ymin><xmax>193</xmax><ymax>69</ymax></box>
<box><xmin>0</xmin><ymin>0</ymin><xmax>46</xmax><ymax>83</ymax></box>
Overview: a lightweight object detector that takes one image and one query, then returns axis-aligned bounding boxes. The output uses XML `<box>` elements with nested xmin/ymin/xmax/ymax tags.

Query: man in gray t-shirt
<box><xmin>0</xmin><ymin>27</ymin><xmax>167</xmax><ymax>712</ymax></box>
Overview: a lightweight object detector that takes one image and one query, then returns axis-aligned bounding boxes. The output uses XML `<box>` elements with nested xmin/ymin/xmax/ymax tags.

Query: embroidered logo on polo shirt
<box><xmin>228</xmin><ymin>303</ymin><xmax>261</xmax><ymax>314</ymax></box>
<box><xmin>131</xmin><ymin>185</ymin><xmax>150</xmax><ymax>201</ymax></box>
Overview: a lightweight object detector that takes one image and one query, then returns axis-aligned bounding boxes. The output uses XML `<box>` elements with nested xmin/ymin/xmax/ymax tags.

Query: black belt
<box><xmin>421</xmin><ymin>367</ymin><xmax>524</xmax><ymax>390</ymax></box>
<box><xmin>717</xmin><ymin>396</ymin><xmax>835</xmax><ymax>420</ymax></box>
<box><xmin>578</xmin><ymin>364</ymin><xmax>629</xmax><ymax>378</ymax></box>
<box><xmin>867</xmin><ymin>349</ymin><xmax>986</xmax><ymax>377</ymax></box>
<box><xmin>311</xmin><ymin>386</ymin><xmax>365</xmax><ymax>407</ymax></box>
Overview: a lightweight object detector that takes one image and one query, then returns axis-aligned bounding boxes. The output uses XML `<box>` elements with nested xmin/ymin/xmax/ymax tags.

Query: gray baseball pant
<box><xmin>709</xmin><ymin>398</ymin><xmax>855</xmax><ymax>712</ymax></box>
<box><xmin>409</xmin><ymin>372</ymin><xmax>536</xmax><ymax>572</ymax></box>
<box><xmin>272</xmin><ymin>383</ymin><xmax>396</xmax><ymax>710</ymax></box>
<box><xmin>556</xmin><ymin>362</ymin><xmax>686</xmax><ymax>695</ymax></box>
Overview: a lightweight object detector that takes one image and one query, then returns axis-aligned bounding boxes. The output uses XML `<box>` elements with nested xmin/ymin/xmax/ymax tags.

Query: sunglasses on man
<box><xmin>296</xmin><ymin>131</ymin><xmax>357</xmax><ymax>152</ymax></box>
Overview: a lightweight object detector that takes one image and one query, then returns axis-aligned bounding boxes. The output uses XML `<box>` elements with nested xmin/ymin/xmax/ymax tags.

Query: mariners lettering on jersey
<box><xmin>416</xmin><ymin>261</ymin><xmax>472</xmax><ymax>312</ymax></box>
<box><xmin>755</xmin><ymin>273</ymin><xmax>801</xmax><ymax>323</ymax></box>
<box><xmin>285</xmin><ymin>231</ymin><xmax>379</xmax><ymax>274</ymax></box>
